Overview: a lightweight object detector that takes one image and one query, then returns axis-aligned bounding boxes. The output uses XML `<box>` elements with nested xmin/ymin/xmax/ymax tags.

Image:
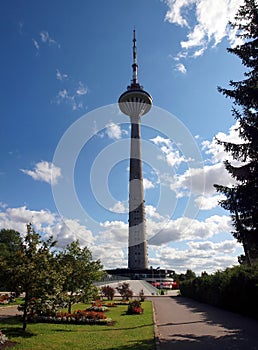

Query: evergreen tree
<box><xmin>214</xmin><ymin>0</ymin><xmax>258</xmax><ymax>265</ymax></box>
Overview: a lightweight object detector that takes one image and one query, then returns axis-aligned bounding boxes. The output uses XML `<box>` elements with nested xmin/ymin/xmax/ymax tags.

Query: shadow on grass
<box><xmin>105</xmin><ymin>339</ymin><xmax>155</xmax><ymax>350</ymax></box>
<box><xmin>0</xmin><ymin>317</ymin><xmax>35</xmax><ymax>338</ymax></box>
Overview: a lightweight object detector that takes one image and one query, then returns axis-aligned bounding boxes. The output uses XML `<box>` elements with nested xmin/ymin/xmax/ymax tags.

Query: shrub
<box><xmin>101</xmin><ymin>285</ymin><xmax>115</xmax><ymax>300</ymax></box>
<box><xmin>116</xmin><ymin>282</ymin><xmax>133</xmax><ymax>300</ymax></box>
<box><xmin>127</xmin><ymin>300</ymin><xmax>143</xmax><ymax>315</ymax></box>
<box><xmin>180</xmin><ymin>264</ymin><xmax>258</xmax><ymax>318</ymax></box>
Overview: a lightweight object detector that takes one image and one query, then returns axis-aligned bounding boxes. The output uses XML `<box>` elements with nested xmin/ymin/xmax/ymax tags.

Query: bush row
<box><xmin>180</xmin><ymin>264</ymin><xmax>258</xmax><ymax>319</ymax></box>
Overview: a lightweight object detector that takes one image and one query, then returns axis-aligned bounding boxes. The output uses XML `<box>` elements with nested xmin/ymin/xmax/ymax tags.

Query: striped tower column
<box><xmin>118</xmin><ymin>30</ymin><xmax>152</xmax><ymax>270</ymax></box>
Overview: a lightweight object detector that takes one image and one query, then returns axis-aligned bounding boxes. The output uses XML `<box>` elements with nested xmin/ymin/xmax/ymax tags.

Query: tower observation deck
<box><xmin>118</xmin><ymin>30</ymin><xmax>152</xmax><ymax>270</ymax></box>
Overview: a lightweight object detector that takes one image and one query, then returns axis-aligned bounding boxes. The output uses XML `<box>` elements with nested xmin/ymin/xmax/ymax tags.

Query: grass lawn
<box><xmin>0</xmin><ymin>301</ymin><xmax>155</xmax><ymax>350</ymax></box>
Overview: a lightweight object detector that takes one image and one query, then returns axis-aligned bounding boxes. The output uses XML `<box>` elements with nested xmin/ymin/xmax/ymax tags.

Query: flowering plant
<box><xmin>127</xmin><ymin>300</ymin><xmax>144</xmax><ymax>315</ymax></box>
<box><xmin>0</xmin><ymin>331</ymin><xmax>8</xmax><ymax>345</ymax></box>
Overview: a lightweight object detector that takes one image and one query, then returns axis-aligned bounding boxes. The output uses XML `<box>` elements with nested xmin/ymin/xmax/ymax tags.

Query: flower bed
<box><xmin>86</xmin><ymin>306</ymin><xmax>109</xmax><ymax>312</ymax></box>
<box><xmin>28</xmin><ymin>310</ymin><xmax>112</xmax><ymax>325</ymax></box>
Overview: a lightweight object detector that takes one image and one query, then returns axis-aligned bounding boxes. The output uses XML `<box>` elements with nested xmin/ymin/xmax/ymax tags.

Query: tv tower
<box><xmin>118</xmin><ymin>30</ymin><xmax>152</xmax><ymax>270</ymax></box>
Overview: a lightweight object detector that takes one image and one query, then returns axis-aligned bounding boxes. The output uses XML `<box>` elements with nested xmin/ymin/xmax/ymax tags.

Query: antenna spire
<box><xmin>132</xmin><ymin>29</ymin><xmax>138</xmax><ymax>85</ymax></box>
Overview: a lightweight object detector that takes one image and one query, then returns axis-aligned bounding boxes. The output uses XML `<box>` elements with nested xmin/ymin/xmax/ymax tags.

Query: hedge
<box><xmin>180</xmin><ymin>264</ymin><xmax>258</xmax><ymax>319</ymax></box>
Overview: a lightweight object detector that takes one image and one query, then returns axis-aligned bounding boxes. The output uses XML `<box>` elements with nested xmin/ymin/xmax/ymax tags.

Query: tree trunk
<box><xmin>68</xmin><ymin>301</ymin><xmax>72</xmax><ymax>314</ymax></box>
<box><xmin>22</xmin><ymin>292</ymin><xmax>28</xmax><ymax>331</ymax></box>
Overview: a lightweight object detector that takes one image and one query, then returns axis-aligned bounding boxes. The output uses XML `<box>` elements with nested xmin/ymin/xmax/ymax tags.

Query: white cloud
<box><xmin>54</xmin><ymin>87</ymin><xmax>86</xmax><ymax>111</ymax></box>
<box><xmin>195</xmin><ymin>194</ymin><xmax>226</xmax><ymax>210</ymax></box>
<box><xmin>150</xmin><ymin>135</ymin><xmax>189</xmax><ymax>167</ymax></box>
<box><xmin>109</xmin><ymin>201</ymin><xmax>127</xmax><ymax>213</ymax></box>
<box><xmin>170</xmin><ymin>162</ymin><xmax>235</xmax><ymax>197</ymax></box>
<box><xmin>21</xmin><ymin>161</ymin><xmax>62</xmax><ymax>185</ymax></box>
<box><xmin>105</xmin><ymin>122</ymin><xmax>127</xmax><ymax>140</ymax></box>
<box><xmin>148</xmin><ymin>214</ymin><xmax>232</xmax><ymax>245</ymax></box>
<box><xmin>39</xmin><ymin>30</ymin><xmax>60</xmax><ymax>47</ymax></box>
<box><xmin>145</xmin><ymin>205</ymin><xmax>163</xmax><ymax>220</ymax></box>
<box><xmin>32</xmin><ymin>38</ymin><xmax>40</xmax><ymax>51</ymax></box>
<box><xmin>99</xmin><ymin>220</ymin><xmax>128</xmax><ymax>245</ymax></box>
<box><xmin>152</xmin><ymin>238</ymin><xmax>240</xmax><ymax>274</ymax></box>
<box><xmin>56</xmin><ymin>69</ymin><xmax>68</xmax><ymax>81</ymax></box>
<box><xmin>188</xmin><ymin>239</ymin><xmax>237</xmax><ymax>254</ymax></box>
<box><xmin>165</xmin><ymin>122</ymin><xmax>242</xmax><ymax>199</ymax></box>
<box><xmin>164</xmin><ymin>0</ymin><xmax>244</xmax><ymax>59</ymax></box>
<box><xmin>76</xmin><ymin>81</ymin><xmax>88</xmax><ymax>96</ymax></box>
<box><xmin>0</xmin><ymin>205</ymin><xmax>95</xmax><ymax>248</ymax></box>
<box><xmin>143</xmin><ymin>178</ymin><xmax>155</xmax><ymax>190</ymax></box>
<box><xmin>202</xmin><ymin>121</ymin><xmax>243</xmax><ymax>164</ymax></box>
<box><xmin>175</xmin><ymin>63</ymin><xmax>187</xmax><ymax>74</ymax></box>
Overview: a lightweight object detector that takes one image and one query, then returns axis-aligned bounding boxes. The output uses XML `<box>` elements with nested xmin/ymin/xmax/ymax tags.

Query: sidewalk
<box><xmin>150</xmin><ymin>296</ymin><xmax>258</xmax><ymax>350</ymax></box>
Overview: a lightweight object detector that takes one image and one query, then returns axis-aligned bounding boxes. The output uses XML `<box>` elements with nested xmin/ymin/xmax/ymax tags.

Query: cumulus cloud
<box><xmin>150</xmin><ymin>135</ymin><xmax>189</xmax><ymax>167</ymax></box>
<box><xmin>202</xmin><ymin>121</ymin><xmax>243</xmax><ymax>164</ymax></box>
<box><xmin>152</xmin><ymin>239</ymin><xmax>240</xmax><ymax>274</ymax></box>
<box><xmin>99</xmin><ymin>220</ymin><xmax>128</xmax><ymax>245</ymax></box>
<box><xmin>106</xmin><ymin>122</ymin><xmax>123</xmax><ymax>139</ymax></box>
<box><xmin>164</xmin><ymin>0</ymin><xmax>244</xmax><ymax>67</ymax></box>
<box><xmin>148</xmin><ymin>214</ymin><xmax>232</xmax><ymax>245</ymax></box>
<box><xmin>145</xmin><ymin>205</ymin><xmax>163</xmax><ymax>220</ymax></box>
<box><xmin>109</xmin><ymin>201</ymin><xmax>127</xmax><ymax>213</ymax></box>
<box><xmin>170</xmin><ymin>162</ymin><xmax>235</xmax><ymax>197</ymax></box>
<box><xmin>143</xmin><ymin>178</ymin><xmax>155</xmax><ymax>190</ymax></box>
<box><xmin>0</xmin><ymin>205</ymin><xmax>95</xmax><ymax>248</ymax></box>
<box><xmin>21</xmin><ymin>161</ymin><xmax>62</xmax><ymax>185</ymax></box>
<box><xmin>194</xmin><ymin>194</ymin><xmax>226</xmax><ymax>210</ymax></box>
<box><xmin>158</xmin><ymin>122</ymin><xmax>241</xmax><ymax>200</ymax></box>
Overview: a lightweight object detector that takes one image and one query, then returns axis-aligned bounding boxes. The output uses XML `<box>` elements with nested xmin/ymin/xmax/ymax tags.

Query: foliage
<box><xmin>57</xmin><ymin>240</ymin><xmax>104</xmax><ymax>313</ymax></box>
<box><xmin>101</xmin><ymin>285</ymin><xmax>115</xmax><ymax>300</ymax></box>
<box><xmin>139</xmin><ymin>289</ymin><xmax>145</xmax><ymax>301</ymax></box>
<box><xmin>1</xmin><ymin>224</ymin><xmax>59</xmax><ymax>331</ymax></box>
<box><xmin>177</xmin><ymin>269</ymin><xmax>196</xmax><ymax>282</ymax></box>
<box><xmin>0</xmin><ymin>225</ymin><xmax>105</xmax><ymax>331</ymax></box>
<box><xmin>214</xmin><ymin>0</ymin><xmax>258</xmax><ymax>264</ymax></box>
<box><xmin>0</xmin><ymin>229</ymin><xmax>23</xmax><ymax>292</ymax></box>
<box><xmin>180</xmin><ymin>264</ymin><xmax>258</xmax><ymax>319</ymax></box>
<box><xmin>116</xmin><ymin>282</ymin><xmax>133</xmax><ymax>300</ymax></box>
<box><xmin>127</xmin><ymin>300</ymin><xmax>144</xmax><ymax>315</ymax></box>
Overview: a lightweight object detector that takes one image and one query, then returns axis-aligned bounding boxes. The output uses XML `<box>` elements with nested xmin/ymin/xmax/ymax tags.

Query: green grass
<box><xmin>0</xmin><ymin>301</ymin><xmax>155</xmax><ymax>350</ymax></box>
<box><xmin>0</xmin><ymin>297</ymin><xmax>24</xmax><ymax>307</ymax></box>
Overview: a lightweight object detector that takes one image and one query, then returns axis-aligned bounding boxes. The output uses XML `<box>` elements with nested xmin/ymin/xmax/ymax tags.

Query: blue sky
<box><xmin>1</xmin><ymin>0</ymin><xmax>246</xmax><ymax>274</ymax></box>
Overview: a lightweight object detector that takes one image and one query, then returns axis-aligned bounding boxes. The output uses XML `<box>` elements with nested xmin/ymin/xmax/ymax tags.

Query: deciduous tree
<box><xmin>58</xmin><ymin>240</ymin><xmax>104</xmax><ymax>313</ymax></box>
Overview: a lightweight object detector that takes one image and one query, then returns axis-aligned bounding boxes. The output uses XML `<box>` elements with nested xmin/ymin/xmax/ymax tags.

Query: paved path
<box><xmin>0</xmin><ymin>305</ymin><xmax>21</xmax><ymax>319</ymax></box>
<box><xmin>149</xmin><ymin>296</ymin><xmax>258</xmax><ymax>350</ymax></box>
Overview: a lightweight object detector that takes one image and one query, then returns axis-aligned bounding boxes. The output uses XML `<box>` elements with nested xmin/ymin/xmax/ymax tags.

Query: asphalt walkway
<box><xmin>149</xmin><ymin>296</ymin><xmax>258</xmax><ymax>350</ymax></box>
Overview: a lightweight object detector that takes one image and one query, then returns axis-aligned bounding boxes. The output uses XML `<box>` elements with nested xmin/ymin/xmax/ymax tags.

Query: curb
<box><xmin>152</xmin><ymin>301</ymin><xmax>160</xmax><ymax>350</ymax></box>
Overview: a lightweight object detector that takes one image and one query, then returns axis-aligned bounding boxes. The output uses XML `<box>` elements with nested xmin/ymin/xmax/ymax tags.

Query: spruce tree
<box><xmin>214</xmin><ymin>0</ymin><xmax>258</xmax><ymax>265</ymax></box>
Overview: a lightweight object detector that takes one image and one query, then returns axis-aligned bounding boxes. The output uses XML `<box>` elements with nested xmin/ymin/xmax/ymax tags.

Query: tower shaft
<box><xmin>118</xmin><ymin>30</ymin><xmax>152</xmax><ymax>270</ymax></box>
<box><xmin>128</xmin><ymin>116</ymin><xmax>148</xmax><ymax>269</ymax></box>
